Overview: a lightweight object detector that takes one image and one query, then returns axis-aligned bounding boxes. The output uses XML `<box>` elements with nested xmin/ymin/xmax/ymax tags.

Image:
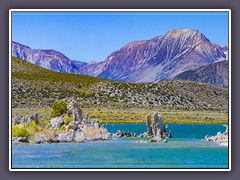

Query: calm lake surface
<box><xmin>12</xmin><ymin>124</ymin><xmax>228</xmax><ymax>169</ymax></box>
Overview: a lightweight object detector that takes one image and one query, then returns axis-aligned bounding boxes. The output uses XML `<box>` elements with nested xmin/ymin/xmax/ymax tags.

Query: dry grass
<box><xmin>12</xmin><ymin>107</ymin><xmax>228</xmax><ymax>124</ymax></box>
<box><xmin>82</xmin><ymin>126</ymin><xmax>102</xmax><ymax>141</ymax></box>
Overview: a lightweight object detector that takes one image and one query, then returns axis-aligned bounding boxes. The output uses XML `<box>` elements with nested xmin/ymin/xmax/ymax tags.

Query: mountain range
<box><xmin>12</xmin><ymin>28</ymin><xmax>228</xmax><ymax>87</ymax></box>
<box><xmin>175</xmin><ymin>60</ymin><xmax>228</xmax><ymax>88</ymax></box>
<box><xmin>12</xmin><ymin>41</ymin><xmax>81</xmax><ymax>74</ymax></box>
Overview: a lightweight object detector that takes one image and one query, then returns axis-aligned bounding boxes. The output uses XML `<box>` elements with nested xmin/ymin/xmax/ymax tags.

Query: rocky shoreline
<box><xmin>12</xmin><ymin>98</ymin><xmax>228</xmax><ymax>146</ymax></box>
<box><xmin>12</xmin><ymin>98</ymin><xmax>112</xmax><ymax>144</ymax></box>
<box><xmin>204</xmin><ymin>125</ymin><xmax>228</xmax><ymax>146</ymax></box>
<box><xmin>12</xmin><ymin>98</ymin><xmax>174</xmax><ymax>145</ymax></box>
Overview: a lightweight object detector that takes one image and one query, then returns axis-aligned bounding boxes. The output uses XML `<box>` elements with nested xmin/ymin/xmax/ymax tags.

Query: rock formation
<box><xmin>153</xmin><ymin>112</ymin><xmax>166</xmax><ymax>135</ymax></box>
<box><xmin>12</xmin><ymin>137</ymin><xmax>29</xmax><ymax>144</ymax></box>
<box><xmin>67</xmin><ymin>121</ymin><xmax>79</xmax><ymax>131</ymax></box>
<box><xmin>46</xmin><ymin>98</ymin><xmax>110</xmax><ymax>143</ymax></box>
<box><xmin>85</xmin><ymin>113</ymin><xmax>90</xmax><ymax>124</ymax></box>
<box><xmin>12</xmin><ymin>113</ymin><xmax>39</xmax><ymax>126</ymax></box>
<box><xmin>12</xmin><ymin>114</ymin><xmax>20</xmax><ymax>125</ymax></box>
<box><xmin>67</xmin><ymin>97</ymin><xmax>83</xmax><ymax>122</ymax></box>
<box><xmin>21</xmin><ymin>116</ymin><xmax>31</xmax><ymax>126</ymax></box>
<box><xmin>12</xmin><ymin>98</ymin><xmax>110</xmax><ymax>144</ymax></box>
<box><xmin>31</xmin><ymin>113</ymin><xmax>39</xmax><ymax>124</ymax></box>
<box><xmin>50</xmin><ymin>116</ymin><xmax>64</xmax><ymax>131</ymax></box>
<box><xmin>114</xmin><ymin>130</ymin><xmax>137</xmax><ymax>138</ymax></box>
<box><xmin>139</xmin><ymin>112</ymin><xmax>172</xmax><ymax>142</ymax></box>
<box><xmin>146</xmin><ymin>114</ymin><xmax>153</xmax><ymax>136</ymax></box>
<box><xmin>205</xmin><ymin>125</ymin><xmax>228</xmax><ymax>145</ymax></box>
<box><xmin>58</xmin><ymin>129</ymin><xmax>75</xmax><ymax>142</ymax></box>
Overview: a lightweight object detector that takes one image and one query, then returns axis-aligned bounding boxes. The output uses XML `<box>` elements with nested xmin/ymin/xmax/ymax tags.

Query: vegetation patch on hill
<box><xmin>12</xmin><ymin>57</ymin><xmax>228</xmax><ymax>112</ymax></box>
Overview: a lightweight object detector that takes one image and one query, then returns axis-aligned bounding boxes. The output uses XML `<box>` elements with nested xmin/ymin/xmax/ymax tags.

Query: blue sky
<box><xmin>12</xmin><ymin>11</ymin><xmax>229</xmax><ymax>62</ymax></box>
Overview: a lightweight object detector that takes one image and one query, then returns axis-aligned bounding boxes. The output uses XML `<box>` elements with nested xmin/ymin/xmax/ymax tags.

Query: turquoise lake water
<box><xmin>12</xmin><ymin>124</ymin><xmax>228</xmax><ymax>169</ymax></box>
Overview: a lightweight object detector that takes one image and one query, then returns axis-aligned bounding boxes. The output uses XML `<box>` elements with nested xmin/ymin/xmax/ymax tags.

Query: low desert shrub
<box><xmin>58</xmin><ymin>125</ymin><xmax>66</xmax><ymax>133</ymax></box>
<box><xmin>12</xmin><ymin>125</ymin><xmax>29</xmax><ymax>138</ymax></box>
<box><xmin>82</xmin><ymin>126</ymin><xmax>101</xmax><ymax>141</ymax></box>
<box><xmin>34</xmin><ymin>128</ymin><xmax>57</xmax><ymax>140</ymax></box>
<box><xmin>38</xmin><ymin>119</ymin><xmax>51</xmax><ymax>128</ymax></box>
<box><xmin>50</xmin><ymin>100</ymin><xmax>67</xmax><ymax>118</ymax></box>
<box><xmin>63</xmin><ymin>114</ymin><xmax>74</xmax><ymax>125</ymax></box>
<box><xmin>26</xmin><ymin>121</ymin><xmax>41</xmax><ymax>139</ymax></box>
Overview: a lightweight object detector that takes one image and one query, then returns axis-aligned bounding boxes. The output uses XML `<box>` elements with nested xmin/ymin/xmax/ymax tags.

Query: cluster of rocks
<box><xmin>205</xmin><ymin>125</ymin><xmax>228</xmax><ymax>145</ymax></box>
<box><xmin>12</xmin><ymin>113</ymin><xmax>40</xmax><ymax>144</ymax></box>
<box><xmin>12</xmin><ymin>137</ymin><xmax>29</xmax><ymax>144</ymax></box>
<box><xmin>12</xmin><ymin>98</ymin><xmax>111</xmax><ymax>144</ymax></box>
<box><xmin>12</xmin><ymin>112</ymin><xmax>39</xmax><ymax>126</ymax></box>
<box><xmin>114</xmin><ymin>130</ymin><xmax>137</xmax><ymax>138</ymax></box>
<box><xmin>12</xmin><ymin>99</ymin><xmax>173</xmax><ymax>145</ymax></box>
<box><xmin>136</xmin><ymin>139</ymin><xmax>168</xmax><ymax>144</ymax></box>
<box><xmin>139</xmin><ymin>112</ymin><xmax>172</xmax><ymax>143</ymax></box>
<box><xmin>37</xmin><ymin>98</ymin><xmax>110</xmax><ymax>143</ymax></box>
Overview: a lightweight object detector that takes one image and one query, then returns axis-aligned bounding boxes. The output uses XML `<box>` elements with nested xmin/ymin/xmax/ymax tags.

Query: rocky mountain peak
<box><xmin>164</xmin><ymin>28</ymin><xmax>211</xmax><ymax>44</ymax></box>
<box><xmin>166</xmin><ymin>28</ymin><xmax>207</xmax><ymax>41</ymax></box>
<box><xmin>166</xmin><ymin>28</ymin><xmax>198</xmax><ymax>36</ymax></box>
<box><xmin>12</xmin><ymin>28</ymin><xmax>228</xmax><ymax>86</ymax></box>
<box><xmin>96</xmin><ymin>28</ymin><xmax>226</xmax><ymax>82</ymax></box>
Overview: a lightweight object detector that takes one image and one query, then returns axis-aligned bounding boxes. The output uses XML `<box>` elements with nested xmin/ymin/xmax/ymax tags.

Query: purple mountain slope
<box><xmin>95</xmin><ymin>28</ymin><xmax>227</xmax><ymax>82</ymax></box>
<box><xmin>12</xmin><ymin>41</ymin><xmax>88</xmax><ymax>74</ymax></box>
<box><xmin>12</xmin><ymin>28</ymin><xmax>228</xmax><ymax>85</ymax></box>
<box><xmin>174</xmin><ymin>60</ymin><xmax>228</xmax><ymax>88</ymax></box>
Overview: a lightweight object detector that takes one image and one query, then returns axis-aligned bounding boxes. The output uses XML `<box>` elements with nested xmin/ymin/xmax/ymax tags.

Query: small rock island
<box><xmin>205</xmin><ymin>125</ymin><xmax>228</xmax><ymax>145</ymax></box>
<box><xmin>138</xmin><ymin>112</ymin><xmax>172</xmax><ymax>143</ymax></box>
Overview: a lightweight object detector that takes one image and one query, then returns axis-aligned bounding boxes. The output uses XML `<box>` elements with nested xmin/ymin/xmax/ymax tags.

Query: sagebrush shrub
<box><xmin>12</xmin><ymin>125</ymin><xmax>29</xmax><ymax>138</ymax></box>
<box><xmin>63</xmin><ymin>114</ymin><xmax>74</xmax><ymax>125</ymax></box>
<box><xmin>50</xmin><ymin>100</ymin><xmax>67</xmax><ymax>118</ymax></box>
<box><xmin>26</xmin><ymin>121</ymin><xmax>41</xmax><ymax>139</ymax></box>
<box><xmin>38</xmin><ymin>119</ymin><xmax>51</xmax><ymax>128</ymax></box>
<box><xmin>58</xmin><ymin>125</ymin><xmax>66</xmax><ymax>133</ymax></box>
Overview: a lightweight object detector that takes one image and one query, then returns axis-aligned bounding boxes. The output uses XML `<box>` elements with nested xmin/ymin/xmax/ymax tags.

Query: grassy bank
<box><xmin>12</xmin><ymin>108</ymin><xmax>228</xmax><ymax>124</ymax></box>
